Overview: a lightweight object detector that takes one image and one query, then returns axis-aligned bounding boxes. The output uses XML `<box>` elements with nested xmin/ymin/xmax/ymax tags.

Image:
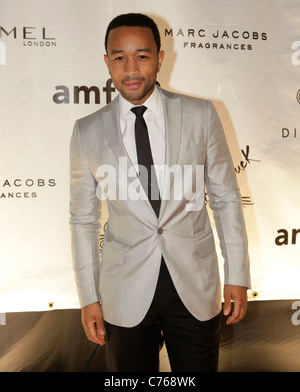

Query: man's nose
<box><xmin>125</xmin><ymin>58</ymin><xmax>139</xmax><ymax>76</ymax></box>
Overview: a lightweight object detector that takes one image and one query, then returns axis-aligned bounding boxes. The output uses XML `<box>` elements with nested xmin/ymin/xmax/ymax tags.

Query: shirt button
<box><xmin>157</xmin><ymin>228</ymin><xmax>164</xmax><ymax>235</ymax></box>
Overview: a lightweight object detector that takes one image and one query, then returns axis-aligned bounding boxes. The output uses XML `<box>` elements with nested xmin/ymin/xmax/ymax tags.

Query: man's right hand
<box><xmin>81</xmin><ymin>302</ymin><xmax>106</xmax><ymax>345</ymax></box>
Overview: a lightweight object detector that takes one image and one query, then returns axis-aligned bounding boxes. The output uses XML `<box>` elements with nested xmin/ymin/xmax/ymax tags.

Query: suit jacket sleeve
<box><xmin>205</xmin><ymin>101</ymin><xmax>251</xmax><ymax>289</ymax></box>
<box><xmin>69</xmin><ymin>120</ymin><xmax>102</xmax><ymax>307</ymax></box>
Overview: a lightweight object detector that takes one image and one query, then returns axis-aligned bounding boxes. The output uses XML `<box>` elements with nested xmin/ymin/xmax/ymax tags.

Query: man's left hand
<box><xmin>223</xmin><ymin>285</ymin><xmax>248</xmax><ymax>325</ymax></box>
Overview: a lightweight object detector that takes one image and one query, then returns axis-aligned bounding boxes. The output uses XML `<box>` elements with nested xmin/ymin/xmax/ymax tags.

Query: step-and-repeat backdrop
<box><xmin>0</xmin><ymin>0</ymin><xmax>299</xmax><ymax>312</ymax></box>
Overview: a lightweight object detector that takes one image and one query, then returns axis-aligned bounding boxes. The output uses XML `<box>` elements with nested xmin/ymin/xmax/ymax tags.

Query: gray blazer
<box><xmin>69</xmin><ymin>87</ymin><xmax>251</xmax><ymax>327</ymax></box>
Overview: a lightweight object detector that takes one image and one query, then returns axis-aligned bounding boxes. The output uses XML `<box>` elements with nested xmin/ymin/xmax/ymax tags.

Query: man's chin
<box><xmin>120</xmin><ymin>86</ymin><xmax>154</xmax><ymax>105</ymax></box>
<box><xmin>121</xmin><ymin>90</ymin><xmax>147</xmax><ymax>105</ymax></box>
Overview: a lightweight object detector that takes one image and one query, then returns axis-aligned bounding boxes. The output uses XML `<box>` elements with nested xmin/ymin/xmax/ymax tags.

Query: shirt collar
<box><xmin>119</xmin><ymin>85</ymin><xmax>161</xmax><ymax>118</ymax></box>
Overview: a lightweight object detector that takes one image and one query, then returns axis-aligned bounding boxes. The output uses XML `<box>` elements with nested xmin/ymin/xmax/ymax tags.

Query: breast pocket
<box><xmin>177</xmin><ymin>143</ymin><xmax>205</xmax><ymax>164</ymax></box>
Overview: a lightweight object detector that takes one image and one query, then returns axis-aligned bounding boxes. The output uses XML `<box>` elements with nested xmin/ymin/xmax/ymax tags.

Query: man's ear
<box><xmin>157</xmin><ymin>50</ymin><xmax>164</xmax><ymax>73</ymax></box>
<box><xmin>104</xmin><ymin>54</ymin><xmax>109</xmax><ymax>68</ymax></box>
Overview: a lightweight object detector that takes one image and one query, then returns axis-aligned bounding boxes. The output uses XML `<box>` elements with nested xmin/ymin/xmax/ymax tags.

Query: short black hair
<box><xmin>105</xmin><ymin>13</ymin><xmax>161</xmax><ymax>53</ymax></box>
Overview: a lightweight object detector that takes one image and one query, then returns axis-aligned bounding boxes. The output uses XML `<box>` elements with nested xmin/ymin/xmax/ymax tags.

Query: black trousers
<box><xmin>105</xmin><ymin>259</ymin><xmax>220</xmax><ymax>372</ymax></box>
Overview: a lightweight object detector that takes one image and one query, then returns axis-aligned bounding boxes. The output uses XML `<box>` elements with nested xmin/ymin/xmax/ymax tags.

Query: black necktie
<box><xmin>131</xmin><ymin>106</ymin><xmax>161</xmax><ymax>217</ymax></box>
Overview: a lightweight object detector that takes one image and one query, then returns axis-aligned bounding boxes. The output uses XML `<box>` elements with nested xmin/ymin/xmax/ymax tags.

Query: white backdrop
<box><xmin>0</xmin><ymin>0</ymin><xmax>299</xmax><ymax>312</ymax></box>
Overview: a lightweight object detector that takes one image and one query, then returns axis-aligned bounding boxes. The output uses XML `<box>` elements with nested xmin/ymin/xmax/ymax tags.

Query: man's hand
<box><xmin>81</xmin><ymin>302</ymin><xmax>106</xmax><ymax>345</ymax></box>
<box><xmin>223</xmin><ymin>285</ymin><xmax>248</xmax><ymax>325</ymax></box>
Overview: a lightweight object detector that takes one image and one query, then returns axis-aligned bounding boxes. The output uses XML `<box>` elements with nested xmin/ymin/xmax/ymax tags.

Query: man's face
<box><xmin>104</xmin><ymin>26</ymin><xmax>164</xmax><ymax>105</ymax></box>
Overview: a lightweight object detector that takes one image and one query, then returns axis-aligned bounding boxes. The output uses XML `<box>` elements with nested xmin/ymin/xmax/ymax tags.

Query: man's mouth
<box><xmin>123</xmin><ymin>79</ymin><xmax>144</xmax><ymax>90</ymax></box>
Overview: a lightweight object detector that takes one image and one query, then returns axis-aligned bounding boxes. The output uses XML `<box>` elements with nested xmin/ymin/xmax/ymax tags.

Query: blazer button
<box><xmin>157</xmin><ymin>227</ymin><xmax>164</xmax><ymax>235</ymax></box>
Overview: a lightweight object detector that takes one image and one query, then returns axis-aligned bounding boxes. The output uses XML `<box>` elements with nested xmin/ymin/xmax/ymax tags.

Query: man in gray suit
<box><xmin>70</xmin><ymin>13</ymin><xmax>251</xmax><ymax>372</ymax></box>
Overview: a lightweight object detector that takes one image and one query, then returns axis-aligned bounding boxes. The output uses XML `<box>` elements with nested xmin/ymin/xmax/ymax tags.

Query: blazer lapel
<box><xmin>159</xmin><ymin>89</ymin><xmax>182</xmax><ymax>219</ymax></box>
<box><xmin>101</xmin><ymin>97</ymin><xmax>127</xmax><ymax>164</ymax></box>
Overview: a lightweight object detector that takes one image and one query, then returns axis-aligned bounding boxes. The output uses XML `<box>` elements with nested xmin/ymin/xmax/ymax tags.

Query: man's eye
<box><xmin>115</xmin><ymin>56</ymin><xmax>124</xmax><ymax>61</ymax></box>
<box><xmin>138</xmin><ymin>55</ymin><xmax>147</xmax><ymax>59</ymax></box>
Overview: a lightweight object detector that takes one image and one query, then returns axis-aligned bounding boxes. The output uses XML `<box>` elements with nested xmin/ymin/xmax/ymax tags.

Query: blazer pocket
<box><xmin>101</xmin><ymin>241</ymin><xmax>127</xmax><ymax>265</ymax></box>
<box><xmin>195</xmin><ymin>235</ymin><xmax>215</xmax><ymax>258</ymax></box>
